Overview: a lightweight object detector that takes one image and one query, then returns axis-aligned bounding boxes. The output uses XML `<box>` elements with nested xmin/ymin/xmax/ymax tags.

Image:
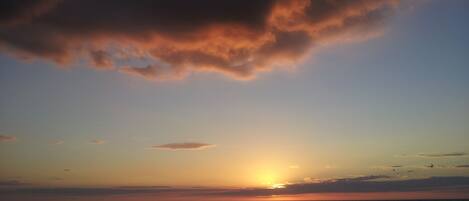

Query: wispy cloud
<box><xmin>0</xmin><ymin>180</ymin><xmax>29</xmax><ymax>186</ymax></box>
<box><xmin>89</xmin><ymin>139</ymin><xmax>105</xmax><ymax>145</ymax></box>
<box><xmin>151</xmin><ymin>142</ymin><xmax>215</xmax><ymax>150</ymax></box>
<box><xmin>51</xmin><ymin>140</ymin><xmax>64</xmax><ymax>145</ymax></box>
<box><xmin>0</xmin><ymin>135</ymin><xmax>16</xmax><ymax>142</ymax></box>
<box><xmin>396</xmin><ymin>152</ymin><xmax>467</xmax><ymax>158</ymax></box>
<box><xmin>417</xmin><ymin>152</ymin><xmax>467</xmax><ymax>158</ymax></box>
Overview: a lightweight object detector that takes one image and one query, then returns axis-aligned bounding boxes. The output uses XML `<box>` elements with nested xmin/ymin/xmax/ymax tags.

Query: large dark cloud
<box><xmin>0</xmin><ymin>0</ymin><xmax>398</xmax><ymax>80</ymax></box>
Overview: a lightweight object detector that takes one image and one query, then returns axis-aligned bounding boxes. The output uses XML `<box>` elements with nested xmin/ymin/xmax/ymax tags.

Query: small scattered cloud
<box><xmin>417</xmin><ymin>152</ymin><xmax>467</xmax><ymax>158</ymax></box>
<box><xmin>0</xmin><ymin>135</ymin><xmax>16</xmax><ymax>142</ymax></box>
<box><xmin>51</xmin><ymin>140</ymin><xmax>64</xmax><ymax>145</ymax></box>
<box><xmin>89</xmin><ymin>139</ymin><xmax>105</xmax><ymax>145</ymax></box>
<box><xmin>391</xmin><ymin>165</ymin><xmax>402</xmax><ymax>168</ymax></box>
<box><xmin>396</xmin><ymin>152</ymin><xmax>467</xmax><ymax>158</ymax></box>
<box><xmin>63</xmin><ymin>169</ymin><xmax>71</xmax><ymax>172</ymax></box>
<box><xmin>151</xmin><ymin>142</ymin><xmax>215</xmax><ymax>150</ymax></box>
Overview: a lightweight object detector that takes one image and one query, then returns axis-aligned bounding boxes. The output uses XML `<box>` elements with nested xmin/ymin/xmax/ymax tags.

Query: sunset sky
<box><xmin>1</xmin><ymin>0</ymin><xmax>469</xmax><ymax>200</ymax></box>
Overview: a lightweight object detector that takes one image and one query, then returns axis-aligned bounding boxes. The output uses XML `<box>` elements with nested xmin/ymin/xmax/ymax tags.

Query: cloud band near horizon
<box><xmin>1</xmin><ymin>176</ymin><xmax>469</xmax><ymax>197</ymax></box>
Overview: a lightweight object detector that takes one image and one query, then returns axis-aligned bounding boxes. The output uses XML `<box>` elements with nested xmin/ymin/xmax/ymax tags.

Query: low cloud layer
<box><xmin>152</xmin><ymin>142</ymin><xmax>215</xmax><ymax>150</ymax></box>
<box><xmin>1</xmin><ymin>176</ymin><xmax>469</xmax><ymax>198</ymax></box>
<box><xmin>0</xmin><ymin>135</ymin><xmax>16</xmax><ymax>142</ymax></box>
<box><xmin>0</xmin><ymin>0</ymin><xmax>398</xmax><ymax>81</ymax></box>
<box><xmin>222</xmin><ymin>176</ymin><xmax>469</xmax><ymax>196</ymax></box>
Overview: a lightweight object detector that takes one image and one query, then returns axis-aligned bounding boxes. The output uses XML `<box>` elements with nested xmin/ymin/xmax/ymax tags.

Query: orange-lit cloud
<box><xmin>0</xmin><ymin>0</ymin><xmax>398</xmax><ymax>81</ymax></box>
<box><xmin>0</xmin><ymin>135</ymin><xmax>16</xmax><ymax>142</ymax></box>
<box><xmin>152</xmin><ymin>142</ymin><xmax>215</xmax><ymax>150</ymax></box>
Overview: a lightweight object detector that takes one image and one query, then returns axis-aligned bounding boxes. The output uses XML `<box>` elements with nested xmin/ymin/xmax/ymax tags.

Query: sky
<box><xmin>1</xmin><ymin>0</ymin><xmax>469</xmax><ymax>200</ymax></box>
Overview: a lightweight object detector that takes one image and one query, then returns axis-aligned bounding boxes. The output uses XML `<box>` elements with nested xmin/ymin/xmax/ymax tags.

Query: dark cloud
<box><xmin>0</xmin><ymin>135</ymin><xmax>16</xmax><ymax>142</ymax></box>
<box><xmin>152</xmin><ymin>142</ymin><xmax>215</xmax><ymax>150</ymax></box>
<box><xmin>417</xmin><ymin>152</ymin><xmax>467</xmax><ymax>158</ymax></box>
<box><xmin>2</xmin><ymin>177</ymin><xmax>469</xmax><ymax>198</ymax></box>
<box><xmin>89</xmin><ymin>50</ymin><xmax>113</xmax><ymax>69</ymax></box>
<box><xmin>0</xmin><ymin>0</ymin><xmax>58</xmax><ymax>26</ymax></box>
<box><xmin>335</xmin><ymin>175</ymin><xmax>390</xmax><ymax>182</ymax></box>
<box><xmin>0</xmin><ymin>186</ymin><xmax>222</xmax><ymax>196</ymax></box>
<box><xmin>0</xmin><ymin>0</ymin><xmax>398</xmax><ymax>80</ymax></box>
<box><xmin>221</xmin><ymin>176</ymin><xmax>469</xmax><ymax>196</ymax></box>
<box><xmin>456</xmin><ymin>165</ymin><xmax>469</xmax><ymax>168</ymax></box>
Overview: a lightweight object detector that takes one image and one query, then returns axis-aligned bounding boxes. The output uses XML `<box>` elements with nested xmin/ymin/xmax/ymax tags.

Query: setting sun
<box><xmin>258</xmin><ymin>171</ymin><xmax>278</xmax><ymax>186</ymax></box>
<box><xmin>254</xmin><ymin>167</ymin><xmax>288</xmax><ymax>187</ymax></box>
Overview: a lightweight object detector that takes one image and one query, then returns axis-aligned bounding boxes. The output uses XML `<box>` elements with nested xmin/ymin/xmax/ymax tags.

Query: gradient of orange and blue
<box><xmin>1</xmin><ymin>0</ymin><xmax>469</xmax><ymax>200</ymax></box>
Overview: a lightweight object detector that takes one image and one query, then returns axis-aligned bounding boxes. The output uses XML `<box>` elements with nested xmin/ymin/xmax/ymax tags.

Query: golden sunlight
<box><xmin>256</xmin><ymin>170</ymin><xmax>284</xmax><ymax>187</ymax></box>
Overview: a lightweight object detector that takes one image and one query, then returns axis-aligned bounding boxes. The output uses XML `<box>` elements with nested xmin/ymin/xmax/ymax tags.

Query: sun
<box><xmin>258</xmin><ymin>172</ymin><xmax>277</xmax><ymax>185</ymax></box>
<box><xmin>256</xmin><ymin>170</ymin><xmax>285</xmax><ymax>188</ymax></box>
<box><xmin>249</xmin><ymin>162</ymin><xmax>289</xmax><ymax>187</ymax></box>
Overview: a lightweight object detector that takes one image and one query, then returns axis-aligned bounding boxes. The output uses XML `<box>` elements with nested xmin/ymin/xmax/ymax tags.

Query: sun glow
<box><xmin>257</xmin><ymin>171</ymin><xmax>277</xmax><ymax>186</ymax></box>
<box><xmin>255</xmin><ymin>169</ymin><xmax>288</xmax><ymax>187</ymax></box>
